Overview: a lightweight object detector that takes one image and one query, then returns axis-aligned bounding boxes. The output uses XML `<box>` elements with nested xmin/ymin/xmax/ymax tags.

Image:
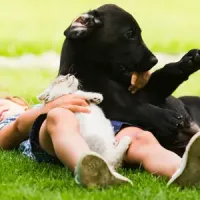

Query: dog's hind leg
<box><xmin>105</xmin><ymin>136</ymin><xmax>132</xmax><ymax>169</ymax></box>
<box><xmin>179</xmin><ymin>96</ymin><xmax>200</xmax><ymax>127</ymax></box>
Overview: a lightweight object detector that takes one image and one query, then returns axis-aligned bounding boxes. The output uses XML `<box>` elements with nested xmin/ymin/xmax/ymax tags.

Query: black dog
<box><xmin>58</xmin><ymin>4</ymin><xmax>200</xmax><ymax>156</ymax></box>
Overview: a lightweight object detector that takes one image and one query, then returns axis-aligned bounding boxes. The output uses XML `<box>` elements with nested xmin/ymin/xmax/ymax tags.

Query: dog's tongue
<box><xmin>129</xmin><ymin>71</ymin><xmax>151</xmax><ymax>93</ymax></box>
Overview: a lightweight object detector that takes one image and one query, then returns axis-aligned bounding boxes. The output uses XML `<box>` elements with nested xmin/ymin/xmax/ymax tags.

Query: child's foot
<box><xmin>74</xmin><ymin>152</ymin><xmax>133</xmax><ymax>188</ymax></box>
<box><xmin>168</xmin><ymin>132</ymin><xmax>200</xmax><ymax>187</ymax></box>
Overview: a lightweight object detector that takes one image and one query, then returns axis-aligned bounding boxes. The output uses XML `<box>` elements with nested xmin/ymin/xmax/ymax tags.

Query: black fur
<box><xmin>58</xmin><ymin>4</ymin><xmax>200</xmax><ymax>155</ymax></box>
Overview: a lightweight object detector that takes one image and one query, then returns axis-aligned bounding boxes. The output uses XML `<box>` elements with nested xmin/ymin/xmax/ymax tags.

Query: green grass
<box><xmin>1</xmin><ymin>67</ymin><xmax>200</xmax><ymax>199</ymax></box>
<box><xmin>1</xmin><ymin>0</ymin><xmax>200</xmax><ymax>56</ymax></box>
<box><xmin>2</xmin><ymin>151</ymin><xmax>200</xmax><ymax>200</ymax></box>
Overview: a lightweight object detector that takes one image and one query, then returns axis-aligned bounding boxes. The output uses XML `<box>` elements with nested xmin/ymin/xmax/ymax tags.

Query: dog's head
<box><xmin>59</xmin><ymin>4</ymin><xmax>158</xmax><ymax>85</ymax></box>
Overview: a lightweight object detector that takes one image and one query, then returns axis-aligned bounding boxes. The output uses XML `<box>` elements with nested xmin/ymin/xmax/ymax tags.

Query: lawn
<box><xmin>1</xmin><ymin>67</ymin><xmax>200</xmax><ymax>199</ymax></box>
<box><xmin>0</xmin><ymin>0</ymin><xmax>200</xmax><ymax>56</ymax></box>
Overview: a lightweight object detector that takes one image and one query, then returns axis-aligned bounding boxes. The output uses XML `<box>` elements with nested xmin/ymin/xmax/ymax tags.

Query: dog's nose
<box><xmin>149</xmin><ymin>56</ymin><xmax>158</xmax><ymax>66</ymax></box>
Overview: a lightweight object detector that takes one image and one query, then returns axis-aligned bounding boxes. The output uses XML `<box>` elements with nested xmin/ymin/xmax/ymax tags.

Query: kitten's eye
<box><xmin>124</xmin><ymin>30</ymin><xmax>135</xmax><ymax>40</ymax></box>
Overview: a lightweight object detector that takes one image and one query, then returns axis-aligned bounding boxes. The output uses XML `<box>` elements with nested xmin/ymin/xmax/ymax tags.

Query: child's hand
<box><xmin>44</xmin><ymin>94</ymin><xmax>90</xmax><ymax>113</ymax></box>
<box><xmin>128</xmin><ymin>71</ymin><xmax>151</xmax><ymax>93</ymax></box>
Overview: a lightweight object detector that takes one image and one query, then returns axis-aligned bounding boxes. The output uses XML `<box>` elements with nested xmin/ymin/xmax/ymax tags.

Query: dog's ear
<box><xmin>64</xmin><ymin>10</ymin><xmax>102</xmax><ymax>39</ymax></box>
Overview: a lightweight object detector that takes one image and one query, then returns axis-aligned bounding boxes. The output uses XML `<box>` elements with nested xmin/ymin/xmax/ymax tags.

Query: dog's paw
<box><xmin>179</xmin><ymin>49</ymin><xmax>200</xmax><ymax>75</ymax></box>
<box><xmin>156</xmin><ymin>110</ymin><xmax>184</xmax><ymax>137</ymax></box>
<box><xmin>89</xmin><ymin>93</ymin><xmax>103</xmax><ymax>104</ymax></box>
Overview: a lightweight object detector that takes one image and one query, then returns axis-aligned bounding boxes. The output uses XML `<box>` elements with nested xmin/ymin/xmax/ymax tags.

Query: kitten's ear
<box><xmin>64</xmin><ymin>10</ymin><xmax>103</xmax><ymax>39</ymax></box>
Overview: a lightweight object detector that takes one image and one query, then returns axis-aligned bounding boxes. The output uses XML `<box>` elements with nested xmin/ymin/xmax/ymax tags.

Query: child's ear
<box><xmin>64</xmin><ymin>10</ymin><xmax>103</xmax><ymax>39</ymax></box>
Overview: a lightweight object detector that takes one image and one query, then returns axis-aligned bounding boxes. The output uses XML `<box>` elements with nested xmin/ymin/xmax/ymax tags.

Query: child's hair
<box><xmin>0</xmin><ymin>94</ymin><xmax>30</xmax><ymax>109</ymax></box>
<box><xmin>5</xmin><ymin>96</ymin><xmax>29</xmax><ymax>107</ymax></box>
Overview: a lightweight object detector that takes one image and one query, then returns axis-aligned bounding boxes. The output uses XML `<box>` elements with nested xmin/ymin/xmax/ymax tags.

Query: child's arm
<box><xmin>0</xmin><ymin>108</ymin><xmax>44</xmax><ymax>150</ymax></box>
<box><xmin>0</xmin><ymin>94</ymin><xmax>89</xmax><ymax>150</ymax></box>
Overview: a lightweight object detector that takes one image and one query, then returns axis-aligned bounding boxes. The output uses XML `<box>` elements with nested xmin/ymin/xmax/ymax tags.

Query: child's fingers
<box><xmin>61</xmin><ymin>94</ymin><xmax>88</xmax><ymax>101</ymax></box>
<box><xmin>70</xmin><ymin>94</ymin><xmax>88</xmax><ymax>100</ymax></box>
<box><xmin>68</xmin><ymin>99</ymin><xmax>89</xmax><ymax>107</ymax></box>
<box><xmin>46</xmin><ymin>95</ymin><xmax>90</xmax><ymax>112</ymax></box>
<box><xmin>66</xmin><ymin>105</ymin><xmax>90</xmax><ymax>113</ymax></box>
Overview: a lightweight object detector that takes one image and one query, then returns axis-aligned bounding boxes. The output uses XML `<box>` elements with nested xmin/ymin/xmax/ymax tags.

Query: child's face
<box><xmin>0</xmin><ymin>99</ymin><xmax>27</xmax><ymax>121</ymax></box>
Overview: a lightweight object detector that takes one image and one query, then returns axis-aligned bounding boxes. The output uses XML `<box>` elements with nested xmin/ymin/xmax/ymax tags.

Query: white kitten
<box><xmin>38</xmin><ymin>74</ymin><xmax>131</xmax><ymax>169</ymax></box>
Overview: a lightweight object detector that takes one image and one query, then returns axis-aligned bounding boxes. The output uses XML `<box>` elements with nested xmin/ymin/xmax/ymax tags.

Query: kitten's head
<box><xmin>52</xmin><ymin>74</ymin><xmax>79</xmax><ymax>93</ymax></box>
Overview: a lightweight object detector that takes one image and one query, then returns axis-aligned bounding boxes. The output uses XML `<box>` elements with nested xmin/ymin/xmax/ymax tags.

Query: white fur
<box><xmin>38</xmin><ymin>74</ymin><xmax>132</xmax><ymax>169</ymax></box>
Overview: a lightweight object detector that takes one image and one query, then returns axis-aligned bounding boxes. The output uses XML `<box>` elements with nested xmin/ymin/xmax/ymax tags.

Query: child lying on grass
<box><xmin>0</xmin><ymin>95</ymin><xmax>131</xmax><ymax>188</ymax></box>
<box><xmin>1</xmin><ymin>86</ymin><xmax>200</xmax><ymax>188</ymax></box>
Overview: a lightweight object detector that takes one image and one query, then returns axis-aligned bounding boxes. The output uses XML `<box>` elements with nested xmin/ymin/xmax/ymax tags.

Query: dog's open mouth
<box><xmin>115</xmin><ymin>65</ymin><xmax>151</xmax><ymax>91</ymax></box>
<box><xmin>119</xmin><ymin>63</ymin><xmax>153</xmax><ymax>75</ymax></box>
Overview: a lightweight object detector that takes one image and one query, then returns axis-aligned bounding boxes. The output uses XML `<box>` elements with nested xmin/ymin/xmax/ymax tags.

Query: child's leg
<box><xmin>116</xmin><ymin>127</ymin><xmax>181</xmax><ymax>177</ymax></box>
<box><xmin>39</xmin><ymin>107</ymin><xmax>90</xmax><ymax>170</ymax></box>
<box><xmin>0</xmin><ymin>121</ymin><xmax>28</xmax><ymax>150</ymax></box>
<box><xmin>116</xmin><ymin>127</ymin><xmax>200</xmax><ymax>187</ymax></box>
<box><xmin>38</xmin><ymin>108</ymin><xmax>132</xmax><ymax>187</ymax></box>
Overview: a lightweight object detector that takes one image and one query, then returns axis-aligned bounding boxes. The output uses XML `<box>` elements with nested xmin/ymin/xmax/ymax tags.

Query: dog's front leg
<box><xmin>136</xmin><ymin>49</ymin><xmax>200</xmax><ymax>104</ymax></box>
<box><xmin>125</xmin><ymin>103</ymin><xmax>185</xmax><ymax>139</ymax></box>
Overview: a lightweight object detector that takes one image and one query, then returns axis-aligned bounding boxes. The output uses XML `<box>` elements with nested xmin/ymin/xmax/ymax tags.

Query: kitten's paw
<box><xmin>121</xmin><ymin>136</ymin><xmax>132</xmax><ymax>147</ymax></box>
<box><xmin>113</xmin><ymin>139</ymin><xmax>119</xmax><ymax>147</ymax></box>
<box><xmin>37</xmin><ymin>92</ymin><xmax>51</xmax><ymax>103</ymax></box>
<box><xmin>90</xmin><ymin>93</ymin><xmax>103</xmax><ymax>104</ymax></box>
<box><xmin>44</xmin><ymin>95</ymin><xmax>54</xmax><ymax>103</ymax></box>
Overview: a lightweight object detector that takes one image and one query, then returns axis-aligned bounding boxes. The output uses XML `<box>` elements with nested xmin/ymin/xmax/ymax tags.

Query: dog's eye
<box><xmin>124</xmin><ymin>30</ymin><xmax>135</xmax><ymax>40</ymax></box>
